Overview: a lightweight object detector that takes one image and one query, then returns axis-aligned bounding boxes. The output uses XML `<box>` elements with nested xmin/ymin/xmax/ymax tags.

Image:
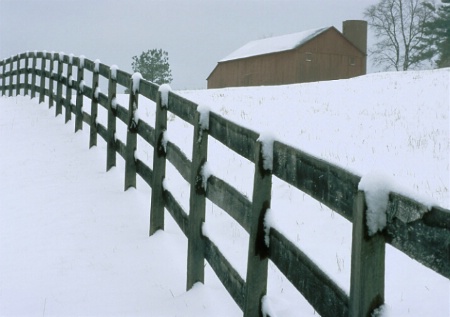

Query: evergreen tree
<box><xmin>131</xmin><ymin>49</ymin><xmax>173</xmax><ymax>84</ymax></box>
<box><xmin>422</xmin><ymin>1</ymin><xmax>450</xmax><ymax>68</ymax></box>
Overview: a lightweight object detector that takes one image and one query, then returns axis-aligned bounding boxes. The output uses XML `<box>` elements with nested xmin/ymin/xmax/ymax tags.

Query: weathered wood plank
<box><xmin>163</xmin><ymin>189</ymin><xmax>189</xmax><ymax>237</ymax></box>
<box><xmin>16</xmin><ymin>55</ymin><xmax>21</xmax><ymax>97</ymax></box>
<box><xmin>9</xmin><ymin>55</ymin><xmax>19</xmax><ymax>96</ymax></box>
<box><xmin>83</xmin><ymin>85</ymin><xmax>93</xmax><ymax>99</ymax></box>
<box><xmin>272</xmin><ymin>141</ymin><xmax>360</xmax><ymax>222</ymax></box>
<box><xmin>187</xmin><ymin>110</ymin><xmax>209</xmax><ymax>290</ymax></box>
<box><xmin>269</xmin><ymin>228</ymin><xmax>349</xmax><ymax>317</ymax></box>
<box><xmin>385</xmin><ymin>193</ymin><xmax>450</xmax><ymax>278</ymax></box>
<box><xmin>206</xmin><ymin>175</ymin><xmax>251</xmax><ymax>233</ymax></box>
<box><xmin>124</xmin><ymin>78</ymin><xmax>139</xmax><ymax>190</ymax></box>
<box><xmin>136</xmin><ymin>158</ymin><xmax>153</xmax><ymax>187</ymax></box>
<box><xmin>137</xmin><ymin>120</ymin><xmax>155</xmax><ymax>147</ymax></box>
<box><xmin>38</xmin><ymin>55</ymin><xmax>47</xmax><ymax>102</ymax></box>
<box><xmin>70</xmin><ymin>102</ymin><xmax>76</xmax><ymax>116</ymax></box>
<box><xmin>167</xmin><ymin>92</ymin><xmax>197</xmax><ymax>125</ymax></box>
<box><xmin>349</xmin><ymin>191</ymin><xmax>385</xmax><ymax>317</ymax></box>
<box><xmin>89</xmin><ymin>68</ymin><xmax>99</xmax><ymax>148</ymax></box>
<box><xmin>55</xmin><ymin>54</ymin><xmax>64</xmax><ymax>116</ymax></box>
<box><xmin>30</xmin><ymin>54</ymin><xmax>37</xmax><ymax>98</ymax></box>
<box><xmin>150</xmin><ymin>89</ymin><xmax>167</xmax><ymax>235</ymax></box>
<box><xmin>116</xmin><ymin>104</ymin><xmax>128</xmax><ymax>124</ymax></box>
<box><xmin>244</xmin><ymin>140</ymin><xmax>272</xmax><ymax>317</ymax></box>
<box><xmin>204</xmin><ymin>235</ymin><xmax>246</xmax><ymax>310</ymax></box>
<box><xmin>424</xmin><ymin>205</ymin><xmax>450</xmax><ymax>229</ymax></box>
<box><xmin>82</xmin><ymin>111</ymin><xmax>91</xmax><ymax>125</ymax></box>
<box><xmin>115</xmin><ymin>69</ymin><xmax>131</xmax><ymax>88</ymax></box>
<box><xmin>96</xmin><ymin>123</ymin><xmax>107</xmax><ymax>142</ymax></box>
<box><xmin>209</xmin><ymin>112</ymin><xmax>258</xmax><ymax>162</ymax></box>
<box><xmin>97</xmin><ymin>92</ymin><xmax>109</xmax><ymax>109</ymax></box>
<box><xmin>106</xmin><ymin>68</ymin><xmax>117</xmax><ymax>171</ymax></box>
<box><xmin>1</xmin><ymin>58</ymin><xmax>6</xmax><ymax>95</ymax></box>
<box><xmin>98</xmin><ymin>62</ymin><xmax>110</xmax><ymax>79</ymax></box>
<box><xmin>82</xmin><ymin>58</ymin><xmax>95</xmax><ymax>73</ymax></box>
<box><xmin>139</xmin><ymin>79</ymin><xmax>159</xmax><ymax>102</ymax></box>
<box><xmin>64</xmin><ymin>60</ymin><xmax>73</xmax><ymax>122</ymax></box>
<box><xmin>48</xmin><ymin>54</ymin><xmax>55</xmax><ymax>109</ymax></box>
<box><xmin>115</xmin><ymin>138</ymin><xmax>127</xmax><ymax>159</ymax></box>
<box><xmin>75</xmin><ymin>57</ymin><xmax>84</xmax><ymax>131</ymax></box>
<box><xmin>166</xmin><ymin>140</ymin><xmax>191</xmax><ymax>183</ymax></box>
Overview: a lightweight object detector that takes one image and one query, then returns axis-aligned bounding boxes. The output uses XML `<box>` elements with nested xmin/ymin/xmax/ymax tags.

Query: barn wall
<box><xmin>207</xmin><ymin>28</ymin><xmax>366</xmax><ymax>89</ymax></box>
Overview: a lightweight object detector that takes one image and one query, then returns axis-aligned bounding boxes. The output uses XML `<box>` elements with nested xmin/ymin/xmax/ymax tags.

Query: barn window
<box><xmin>349</xmin><ymin>56</ymin><xmax>356</xmax><ymax>66</ymax></box>
<box><xmin>305</xmin><ymin>52</ymin><xmax>312</xmax><ymax>62</ymax></box>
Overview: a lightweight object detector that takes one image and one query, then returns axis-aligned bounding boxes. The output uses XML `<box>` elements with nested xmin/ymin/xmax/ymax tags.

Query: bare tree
<box><xmin>365</xmin><ymin>0</ymin><xmax>435</xmax><ymax>71</ymax></box>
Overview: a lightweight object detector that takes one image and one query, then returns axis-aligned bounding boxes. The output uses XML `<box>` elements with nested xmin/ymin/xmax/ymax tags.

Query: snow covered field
<box><xmin>0</xmin><ymin>68</ymin><xmax>449</xmax><ymax>316</ymax></box>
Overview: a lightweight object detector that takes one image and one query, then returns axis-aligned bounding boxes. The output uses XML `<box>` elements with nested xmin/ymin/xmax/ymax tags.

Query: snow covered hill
<box><xmin>1</xmin><ymin>68</ymin><xmax>449</xmax><ymax>316</ymax></box>
<box><xmin>179</xmin><ymin>69</ymin><xmax>449</xmax><ymax>210</ymax></box>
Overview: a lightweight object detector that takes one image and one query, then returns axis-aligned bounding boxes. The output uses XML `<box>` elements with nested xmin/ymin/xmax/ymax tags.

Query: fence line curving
<box><xmin>1</xmin><ymin>52</ymin><xmax>448</xmax><ymax>317</ymax></box>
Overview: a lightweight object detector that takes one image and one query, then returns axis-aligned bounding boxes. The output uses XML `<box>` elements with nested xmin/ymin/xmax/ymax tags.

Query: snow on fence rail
<box><xmin>1</xmin><ymin>52</ymin><xmax>449</xmax><ymax>317</ymax></box>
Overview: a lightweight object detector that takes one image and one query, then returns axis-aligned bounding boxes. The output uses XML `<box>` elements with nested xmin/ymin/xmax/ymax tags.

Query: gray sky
<box><xmin>0</xmin><ymin>0</ymin><xmax>378</xmax><ymax>89</ymax></box>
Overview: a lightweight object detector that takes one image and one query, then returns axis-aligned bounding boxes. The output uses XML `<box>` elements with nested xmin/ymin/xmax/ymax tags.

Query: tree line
<box><xmin>365</xmin><ymin>0</ymin><xmax>450</xmax><ymax>70</ymax></box>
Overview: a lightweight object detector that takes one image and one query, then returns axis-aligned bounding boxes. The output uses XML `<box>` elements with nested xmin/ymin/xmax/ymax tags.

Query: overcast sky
<box><xmin>0</xmin><ymin>0</ymin><xmax>379</xmax><ymax>89</ymax></box>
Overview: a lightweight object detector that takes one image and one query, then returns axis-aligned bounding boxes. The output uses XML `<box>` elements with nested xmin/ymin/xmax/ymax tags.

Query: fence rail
<box><xmin>1</xmin><ymin>52</ymin><xmax>449</xmax><ymax>317</ymax></box>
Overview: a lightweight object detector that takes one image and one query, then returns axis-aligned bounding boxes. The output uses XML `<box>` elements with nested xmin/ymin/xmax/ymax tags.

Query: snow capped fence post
<box><xmin>89</xmin><ymin>60</ymin><xmax>100</xmax><ymax>148</ymax></box>
<box><xmin>55</xmin><ymin>53</ymin><xmax>64</xmax><ymax>116</ymax></box>
<box><xmin>15</xmin><ymin>55</ymin><xmax>20</xmax><ymax>96</ymax></box>
<box><xmin>244</xmin><ymin>139</ymin><xmax>272</xmax><ymax>317</ymax></box>
<box><xmin>186</xmin><ymin>107</ymin><xmax>209</xmax><ymax>290</ymax></box>
<box><xmin>149</xmin><ymin>85</ymin><xmax>168</xmax><ymax>235</ymax></box>
<box><xmin>64</xmin><ymin>55</ymin><xmax>73</xmax><ymax>123</ymax></box>
<box><xmin>38</xmin><ymin>53</ymin><xmax>46</xmax><ymax>103</ymax></box>
<box><xmin>149</xmin><ymin>87</ymin><xmax>168</xmax><ymax>236</ymax></box>
<box><xmin>106</xmin><ymin>65</ymin><xmax>117</xmax><ymax>171</ymax></box>
<box><xmin>24</xmin><ymin>53</ymin><xmax>29</xmax><ymax>96</ymax></box>
<box><xmin>30</xmin><ymin>53</ymin><xmax>37</xmax><ymax>99</ymax></box>
<box><xmin>74</xmin><ymin>57</ymin><xmax>84</xmax><ymax>132</ymax></box>
<box><xmin>349</xmin><ymin>191</ymin><xmax>385</xmax><ymax>317</ymax></box>
<box><xmin>9</xmin><ymin>57</ymin><xmax>14</xmax><ymax>97</ymax></box>
<box><xmin>1</xmin><ymin>59</ymin><xmax>5</xmax><ymax>96</ymax></box>
<box><xmin>48</xmin><ymin>53</ymin><xmax>55</xmax><ymax>109</ymax></box>
<box><xmin>124</xmin><ymin>74</ymin><xmax>140</xmax><ymax>190</ymax></box>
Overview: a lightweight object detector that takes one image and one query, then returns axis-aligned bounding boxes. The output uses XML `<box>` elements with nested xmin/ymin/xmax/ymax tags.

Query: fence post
<box><xmin>30</xmin><ymin>53</ymin><xmax>37</xmax><ymax>99</ymax></box>
<box><xmin>15</xmin><ymin>55</ymin><xmax>20</xmax><ymax>96</ymax></box>
<box><xmin>24</xmin><ymin>53</ymin><xmax>29</xmax><ymax>96</ymax></box>
<box><xmin>64</xmin><ymin>56</ymin><xmax>73</xmax><ymax>123</ymax></box>
<box><xmin>55</xmin><ymin>53</ymin><xmax>64</xmax><ymax>116</ymax></box>
<box><xmin>244</xmin><ymin>139</ymin><xmax>272</xmax><ymax>317</ymax></box>
<box><xmin>1</xmin><ymin>59</ymin><xmax>5</xmax><ymax>96</ymax></box>
<box><xmin>124</xmin><ymin>76</ymin><xmax>139</xmax><ymax>190</ymax></box>
<box><xmin>89</xmin><ymin>64</ymin><xmax>99</xmax><ymax>148</ymax></box>
<box><xmin>186</xmin><ymin>109</ymin><xmax>208</xmax><ymax>290</ymax></box>
<box><xmin>9</xmin><ymin>57</ymin><xmax>14</xmax><ymax>97</ymax></box>
<box><xmin>106</xmin><ymin>66</ymin><xmax>117</xmax><ymax>171</ymax></box>
<box><xmin>149</xmin><ymin>88</ymin><xmax>167</xmax><ymax>235</ymax></box>
<box><xmin>75</xmin><ymin>57</ymin><xmax>84</xmax><ymax>132</ymax></box>
<box><xmin>39</xmin><ymin>53</ymin><xmax>46</xmax><ymax>103</ymax></box>
<box><xmin>349</xmin><ymin>191</ymin><xmax>385</xmax><ymax>317</ymax></box>
<box><xmin>48</xmin><ymin>53</ymin><xmax>55</xmax><ymax>109</ymax></box>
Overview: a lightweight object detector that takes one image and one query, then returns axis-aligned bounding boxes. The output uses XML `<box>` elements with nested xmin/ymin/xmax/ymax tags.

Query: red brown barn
<box><xmin>207</xmin><ymin>20</ymin><xmax>367</xmax><ymax>89</ymax></box>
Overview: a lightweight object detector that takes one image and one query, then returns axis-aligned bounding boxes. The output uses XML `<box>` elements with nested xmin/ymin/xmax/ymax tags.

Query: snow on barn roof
<box><xmin>220</xmin><ymin>27</ymin><xmax>330</xmax><ymax>62</ymax></box>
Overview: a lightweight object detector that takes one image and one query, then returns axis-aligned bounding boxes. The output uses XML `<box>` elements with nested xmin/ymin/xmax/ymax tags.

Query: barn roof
<box><xmin>220</xmin><ymin>27</ymin><xmax>331</xmax><ymax>62</ymax></box>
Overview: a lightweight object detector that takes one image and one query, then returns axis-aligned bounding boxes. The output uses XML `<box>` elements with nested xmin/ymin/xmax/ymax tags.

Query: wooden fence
<box><xmin>1</xmin><ymin>52</ymin><xmax>449</xmax><ymax>317</ymax></box>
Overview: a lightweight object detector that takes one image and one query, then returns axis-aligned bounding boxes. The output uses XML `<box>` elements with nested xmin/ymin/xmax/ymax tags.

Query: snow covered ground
<box><xmin>1</xmin><ymin>68</ymin><xmax>449</xmax><ymax>316</ymax></box>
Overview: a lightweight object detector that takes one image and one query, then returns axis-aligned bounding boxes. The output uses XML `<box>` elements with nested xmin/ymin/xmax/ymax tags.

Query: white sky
<box><xmin>0</xmin><ymin>0</ymin><xmax>378</xmax><ymax>89</ymax></box>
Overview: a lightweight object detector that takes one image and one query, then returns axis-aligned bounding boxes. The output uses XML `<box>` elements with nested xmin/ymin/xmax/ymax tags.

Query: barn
<box><xmin>207</xmin><ymin>20</ymin><xmax>367</xmax><ymax>89</ymax></box>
